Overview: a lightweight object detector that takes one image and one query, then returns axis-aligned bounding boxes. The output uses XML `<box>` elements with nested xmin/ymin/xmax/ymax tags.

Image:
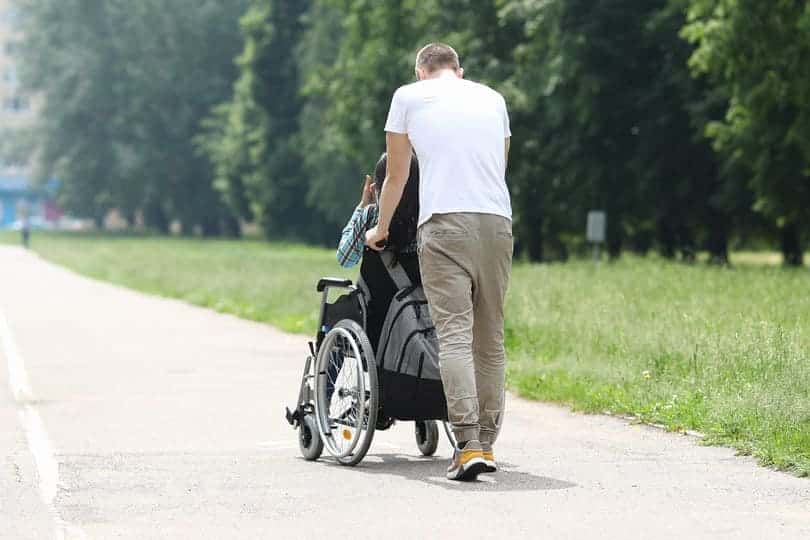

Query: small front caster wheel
<box><xmin>415</xmin><ymin>420</ymin><xmax>439</xmax><ymax>456</ymax></box>
<box><xmin>299</xmin><ymin>414</ymin><xmax>323</xmax><ymax>461</ymax></box>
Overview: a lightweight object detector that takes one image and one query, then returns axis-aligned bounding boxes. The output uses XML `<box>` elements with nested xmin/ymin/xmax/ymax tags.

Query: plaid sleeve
<box><xmin>337</xmin><ymin>205</ymin><xmax>377</xmax><ymax>268</ymax></box>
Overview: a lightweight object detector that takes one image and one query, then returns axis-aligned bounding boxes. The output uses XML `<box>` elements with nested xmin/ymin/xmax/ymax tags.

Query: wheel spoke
<box><xmin>313</xmin><ymin>324</ymin><xmax>375</xmax><ymax>464</ymax></box>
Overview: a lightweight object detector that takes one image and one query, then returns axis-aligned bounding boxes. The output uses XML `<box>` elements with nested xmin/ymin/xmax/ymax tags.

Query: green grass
<box><xmin>0</xmin><ymin>231</ymin><xmax>352</xmax><ymax>334</ymax></box>
<box><xmin>506</xmin><ymin>259</ymin><xmax>810</xmax><ymax>476</ymax></box>
<box><xmin>2</xmin><ymin>231</ymin><xmax>809</xmax><ymax>476</ymax></box>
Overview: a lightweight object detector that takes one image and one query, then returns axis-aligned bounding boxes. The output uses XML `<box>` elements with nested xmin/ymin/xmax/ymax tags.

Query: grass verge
<box><xmin>2</xmin><ymin>231</ymin><xmax>808</xmax><ymax>476</ymax></box>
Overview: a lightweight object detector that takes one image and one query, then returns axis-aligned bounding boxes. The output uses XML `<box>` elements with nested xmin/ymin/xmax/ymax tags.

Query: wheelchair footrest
<box><xmin>285</xmin><ymin>406</ymin><xmax>301</xmax><ymax>427</ymax></box>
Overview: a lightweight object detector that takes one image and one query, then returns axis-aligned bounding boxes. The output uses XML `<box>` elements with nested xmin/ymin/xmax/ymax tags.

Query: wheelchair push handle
<box><xmin>316</xmin><ymin>277</ymin><xmax>353</xmax><ymax>293</ymax></box>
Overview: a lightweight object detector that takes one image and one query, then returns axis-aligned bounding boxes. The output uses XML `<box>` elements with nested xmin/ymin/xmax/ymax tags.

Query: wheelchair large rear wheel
<box><xmin>313</xmin><ymin>320</ymin><xmax>378</xmax><ymax>466</ymax></box>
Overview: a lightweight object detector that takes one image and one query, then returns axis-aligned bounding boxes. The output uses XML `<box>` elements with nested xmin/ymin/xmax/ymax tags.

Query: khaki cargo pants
<box><xmin>417</xmin><ymin>213</ymin><xmax>513</xmax><ymax>445</ymax></box>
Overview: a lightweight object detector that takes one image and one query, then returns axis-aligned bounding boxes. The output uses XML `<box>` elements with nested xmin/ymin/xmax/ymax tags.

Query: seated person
<box><xmin>336</xmin><ymin>152</ymin><xmax>420</xmax><ymax>352</ymax></box>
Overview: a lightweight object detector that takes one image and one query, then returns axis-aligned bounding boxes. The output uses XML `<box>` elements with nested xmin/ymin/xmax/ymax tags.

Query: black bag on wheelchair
<box><xmin>372</xmin><ymin>251</ymin><xmax>447</xmax><ymax>421</ymax></box>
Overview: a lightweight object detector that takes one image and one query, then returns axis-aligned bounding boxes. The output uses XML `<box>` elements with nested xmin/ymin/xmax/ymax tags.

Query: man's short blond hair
<box><xmin>415</xmin><ymin>43</ymin><xmax>460</xmax><ymax>73</ymax></box>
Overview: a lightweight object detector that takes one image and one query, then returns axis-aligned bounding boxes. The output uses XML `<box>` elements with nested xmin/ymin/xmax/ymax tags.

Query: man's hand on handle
<box><xmin>365</xmin><ymin>225</ymin><xmax>388</xmax><ymax>251</ymax></box>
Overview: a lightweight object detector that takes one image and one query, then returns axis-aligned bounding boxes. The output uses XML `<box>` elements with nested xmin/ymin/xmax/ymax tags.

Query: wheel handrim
<box><xmin>314</xmin><ymin>328</ymin><xmax>368</xmax><ymax>459</ymax></box>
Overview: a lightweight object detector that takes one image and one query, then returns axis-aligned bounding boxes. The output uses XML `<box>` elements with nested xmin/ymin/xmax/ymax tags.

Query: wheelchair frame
<box><xmin>285</xmin><ymin>277</ymin><xmax>454</xmax><ymax>465</ymax></box>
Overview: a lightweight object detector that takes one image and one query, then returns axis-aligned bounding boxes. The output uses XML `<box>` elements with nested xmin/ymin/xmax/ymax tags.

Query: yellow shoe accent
<box><xmin>459</xmin><ymin>449</ymin><xmax>485</xmax><ymax>466</ymax></box>
<box><xmin>482</xmin><ymin>450</ymin><xmax>497</xmax><ymax>473</ymax></box>
<box><xmin>447</xmin><ymin>441</ymin><xmax>487</xmax><ymax>481</ymax></box>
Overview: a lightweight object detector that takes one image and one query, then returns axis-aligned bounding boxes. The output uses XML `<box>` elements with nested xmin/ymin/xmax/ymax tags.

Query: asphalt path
<box><xmin>1</xmin><ymin>245</ymin><xmax>808</xmax><ymax>539</ymax></box>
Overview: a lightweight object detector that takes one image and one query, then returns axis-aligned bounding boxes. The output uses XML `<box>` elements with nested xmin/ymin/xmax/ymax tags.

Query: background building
<box><xmin>0</xmin><ymin>0</ymin><xmax>34</xmax><ymax>132</ymax></box>
<box><xmin>0</xmin><ymin>0</ymin><xmax>60</xmax><ymax>229</ymax></box>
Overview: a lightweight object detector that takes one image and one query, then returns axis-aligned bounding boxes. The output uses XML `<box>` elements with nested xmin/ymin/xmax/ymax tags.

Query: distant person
<box><xmin>18</xmin><ymin>200</ymin><xmax>31</xmax><ymax>249</ymax></box>
<box><xmin>366</xmin><ymin>43</ymin><xmax>513</xmax><ymax>481</ymax></box>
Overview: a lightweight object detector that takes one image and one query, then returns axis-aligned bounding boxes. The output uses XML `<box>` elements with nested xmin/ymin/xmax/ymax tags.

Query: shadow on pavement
<box><xmin>330</xmin><ymin>453</ymin><xmax>577</xmax><ymax>492</ymax></box>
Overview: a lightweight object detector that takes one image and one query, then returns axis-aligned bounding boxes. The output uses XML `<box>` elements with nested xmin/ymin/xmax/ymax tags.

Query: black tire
<box><xmin>299</xmin><ymin>414</ymin><xmax>323</xmax><ymax>461</ymax></box>
<box><xmin>415</xmin><ymin>420</ymin><xmax>440</xmax><ymax>456</ymax></box>
<box><xmin>314</xmin><ymin>319</ymin><xmax>378</xmax><ymax>466</ymax></box>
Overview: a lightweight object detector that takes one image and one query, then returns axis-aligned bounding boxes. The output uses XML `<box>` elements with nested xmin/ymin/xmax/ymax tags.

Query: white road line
<box><xmin>1</xmin><ymin>309</ymin><xmax>87</xmax><ymax>540</ymax></box>
<box><xmin>1</xmin><ymin>309</ymin><xmax>32</xmax><ymax>402</ymax></box>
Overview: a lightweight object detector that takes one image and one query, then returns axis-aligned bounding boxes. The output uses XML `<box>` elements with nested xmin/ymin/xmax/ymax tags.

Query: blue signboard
<box><xmin>0</xmin><ymin>174</ymin><xmax>59</xmax><ymax>228</ymax></box>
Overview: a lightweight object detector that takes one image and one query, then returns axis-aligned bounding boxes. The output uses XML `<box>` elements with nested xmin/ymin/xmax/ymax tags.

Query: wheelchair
<box><xmin>285</xmin><ymin>275</ymin><xmax>455</xmax><ymax>466</ymax></box>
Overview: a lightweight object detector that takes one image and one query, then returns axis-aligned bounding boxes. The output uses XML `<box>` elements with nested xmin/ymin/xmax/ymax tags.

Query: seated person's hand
<box><xmin>360</xmin><ymin>175</ymin><xmax>375</xmax><ymax>208</ymax></box>
<box><xmin>365</xmin><ymin>225</ymin><xmax>388</xmax><ymax>251</ymax></box>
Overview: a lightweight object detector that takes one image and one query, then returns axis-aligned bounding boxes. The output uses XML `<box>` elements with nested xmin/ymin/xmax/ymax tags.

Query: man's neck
<box><xmin>425</xmin><ymin>69</ymin><xmax>460</xmax><ymax>80</ymax></box>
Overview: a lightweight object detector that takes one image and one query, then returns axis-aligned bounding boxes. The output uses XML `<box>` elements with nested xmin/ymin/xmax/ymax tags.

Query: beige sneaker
<box><xmin>446</xmin><ymin>440</ymin><xmax>487</xmax><ymax>481</ymax></box>
<box><xmin>481</xmin><ymin>442</ymin><xmax>497</xmax><ymax>473</ymax></box>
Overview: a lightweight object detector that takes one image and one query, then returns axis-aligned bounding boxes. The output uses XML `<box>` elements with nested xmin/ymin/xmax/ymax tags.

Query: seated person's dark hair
<box><xmin>358</xmin><ymin>153</ymin><xmax>420</xmax><ymax>350</ymax></box>
<box><xmin>335</xmin><ymin>152</ymin><xmax>421</xmax><ymax>351</ymax></box>
<box><xmin>373</xmin><ymin>152</ymin><xmax>420</xmax><ymax>259</ymax></box>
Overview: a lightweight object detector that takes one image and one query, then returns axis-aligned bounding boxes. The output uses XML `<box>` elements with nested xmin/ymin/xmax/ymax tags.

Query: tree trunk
<box><xmin>780</xmin><ymin>222</ymin><xmax>804</xmax><ymax>267</ymax></box>
<box><xmin>630</xmin><ymin>229</ymin><xmax>653</xmax><ymax>256</ymax></box>
<box><xmin>525</xmin><ymin>229</ymin><xmax>543</xmax><ymax>262</ymax></box>
<box><xmin>144</xmin><ymin>201</ymin><xmax>169</xmax><ymax>235</ymax></box>
<box><xmin>201</xmin><ymin>217</ymin><xmax>220</xmax><ymax>238</ymax></box>
<box><xmin>657</xmin><ymin>218</ymin><xmax>676</xmax><ymax>259</ymax></box>
<box><xmin>550</xmin><ymin>236</ymin><xmax>568</xmax><ymax>262</ymax></box>
<box><xmin>607</xmin><ymin>214</ymin><xmax>622</xmax><ymax>260</ymax></box>
<box><xmin>180</xmin><ymin>220</ymin><xmax>194</xmax><ymax>237</ymax></box>
<box><xmin>223</xmin><ymin>216</ymin><xmax>242</xmax><ymax>238</ymax></box>
<box><xmin>678</xmin><ymin>224</ymin><xmax>696</xmax><ymax>264</ymax></box>
<box><xmin>706</xmin><ymin>210</ymin><xmax>729</xmax><ymax>265</ymax></box>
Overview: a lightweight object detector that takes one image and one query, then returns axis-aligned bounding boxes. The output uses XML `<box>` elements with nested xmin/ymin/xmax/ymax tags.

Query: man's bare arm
<box><xmin>505</xmin><ymin>137</ymin><xmax>511</xmax><ymax>167</ymax></box>
<box><xmin>365</xmin><ymin>132</ymin><xmax>412</xmax><ymax>250</ymax></box>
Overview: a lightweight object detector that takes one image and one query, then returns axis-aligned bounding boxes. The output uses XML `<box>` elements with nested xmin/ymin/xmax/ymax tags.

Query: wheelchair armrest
<box><xmin>316</xmin><ymin>277</ymin><xmax>353</xmax><ymax>292</ymax></box>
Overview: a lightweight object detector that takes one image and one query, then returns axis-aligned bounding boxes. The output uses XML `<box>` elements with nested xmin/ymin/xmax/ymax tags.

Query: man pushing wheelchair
<box><xmin>288</xmin><ymin>43</ymin><xmax>512</xmax><ymax>482</ymax></box>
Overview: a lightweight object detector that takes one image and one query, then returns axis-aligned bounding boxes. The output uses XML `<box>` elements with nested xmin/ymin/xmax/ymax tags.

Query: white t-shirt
<box><xmin>384</xmin><ymin>75</ymin><xmax>512</xmax><ymax>227</ymax></box>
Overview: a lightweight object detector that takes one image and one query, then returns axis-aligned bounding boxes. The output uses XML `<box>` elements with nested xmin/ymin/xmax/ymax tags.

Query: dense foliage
<box><xmin>7</xmin><ymin>0</ymin><xmax>810</xmax><ymax>263</ymax></box>
<box><xmin>683</xmin><ymin>0</ymin><xmax>810</xmax><ymax>265</ymax></box>
<box><xmin>13</xmin><ymin>0</ymin><xmax>248</xmax><ymax>234</ymax></box>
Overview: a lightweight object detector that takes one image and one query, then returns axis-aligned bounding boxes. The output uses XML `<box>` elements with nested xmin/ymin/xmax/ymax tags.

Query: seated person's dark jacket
<box><xmin>359</xmin><ymin>248</ymin><xmax>420</xmax><ymax>354</ymax></box>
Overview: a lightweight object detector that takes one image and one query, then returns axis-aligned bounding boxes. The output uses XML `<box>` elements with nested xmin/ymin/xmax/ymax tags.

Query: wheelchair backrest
<box><xmin>317</xmin><ymin>291</ymin><xmax>364</xmax><ymax>348</ymax></box>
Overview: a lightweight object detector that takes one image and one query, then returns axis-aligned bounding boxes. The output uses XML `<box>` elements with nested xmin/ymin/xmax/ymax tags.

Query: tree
<box><xmin>115</xmin><ymin>0</ymin><xmax>248</xmax><ymax>235</ymax></box>
<box><xmin>15</xmin><ymin>0</ymin><xmax>127</xmax><ymax>224</ymax></box>
<box><xmin>504</xmin><ymin>0</ymin><xmax>740</xmax><ymax>262</ymax></box>
<box><xmin>683</xmin><ymin>0</ymin><xmax>810</xmax><ymax>265</ymax></box>
<box><xmin>296</xmin><ymin>1</ymin><xmax>366</xmax><ymax>238</ymax></box>
<box><xmin>303</xmin><ymin>0</ymin><xmax>424</xmax><ymax>230</ymax></box>
<box><xmin>200</xmin><ymin>0</ymin><xmax>315</xmax><ymax>240</ymax></box>
<box><xmin>508</xmin><ymin>1</ymin><xmax>671</xmax><ymax>259</ymax></box>
<box><xmin>15</xmin><ymin>0</ymin><xmax>247</xmax><ymax>234</ymax></box>
<box><xmin>300</xmin><ymin>0</ymin><xmax>523</xmax><ymax>243</ymax></box>
<box><xmin>632</xmin><ymin>0</ymin><xmax>731</xmax><ymax>263</ymax></box>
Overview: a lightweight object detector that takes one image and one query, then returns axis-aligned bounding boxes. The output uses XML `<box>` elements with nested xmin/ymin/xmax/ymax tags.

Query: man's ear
<box><xmin>415</xmin><ymin>67</ymin><xmax>426</xmax><ymax>81</ymax></box>
<box><xmin>457</xmin><ymin>67</ymin><xmax>464</xmax><ymax>79</ymax></box>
